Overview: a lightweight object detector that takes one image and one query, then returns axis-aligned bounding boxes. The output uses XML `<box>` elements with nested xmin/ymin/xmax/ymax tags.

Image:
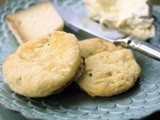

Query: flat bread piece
<box><xmin>7</xmin><ymin>1</ymin><xmax>64</xmax><ymax>44</ymax></box>
<box><xmin>2</xmin><ymin>31</ymin><xmax>81</xmax><ymax>97</ymax></box>
<box><xmin>77</xmin><ymin>38</ymin><xmax>141</xmax><ymax>97</ymax></box>
<box><xmin>83</xmin><ymin>0</ymin><xmax>155</xmax><ymax>40</ymax></box>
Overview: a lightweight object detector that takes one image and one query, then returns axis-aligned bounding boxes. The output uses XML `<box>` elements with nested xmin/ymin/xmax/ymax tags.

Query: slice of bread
<box><xmin>7</xmin><ymin>1</ymin><xmax>64</xmax><ymax>44</ymax></box>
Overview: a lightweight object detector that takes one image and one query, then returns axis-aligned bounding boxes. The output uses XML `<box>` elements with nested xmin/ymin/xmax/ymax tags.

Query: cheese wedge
<box><xmin>83</xmin><ymin>0</ymin><xmax>155</xmax><ymax>40</ymax></box>
<box><xmin>7</xmin><ymin>1</ymin><xmax>64</xmax><ymax>44</ymax></box>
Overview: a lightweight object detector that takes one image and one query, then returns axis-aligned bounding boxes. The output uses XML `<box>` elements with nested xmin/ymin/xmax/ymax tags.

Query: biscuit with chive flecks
<box><xmin>77</xmin><ymin>38</ymin><xmax>141</xmax><ymax>97</ymax></box>
<box><xmin>2</xmin><ymin>31</ymin><xmax>81</xmax><ymax>97</ymax></box>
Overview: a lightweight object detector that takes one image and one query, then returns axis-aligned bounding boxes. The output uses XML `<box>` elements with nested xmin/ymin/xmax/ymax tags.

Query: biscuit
<box><xmin>2</xmin><ymin>31</ymin><xmax>81</xmax><ymax>97</ymax></box>
<box><xmin>7</xmin><ymin>1</ymin><xmax>64</xmax><ymax>44</ymax></box>
<box><xmin>77</xmin><ymin>38</ymin><xmax>141</xmax><ymax>97</ymax></box>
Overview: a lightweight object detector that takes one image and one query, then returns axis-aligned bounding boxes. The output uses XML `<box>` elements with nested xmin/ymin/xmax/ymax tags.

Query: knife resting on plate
<box><xmin>53</xmin><ymin>3</ymin><xmax>160</xmax><ymax>61</ymax></box>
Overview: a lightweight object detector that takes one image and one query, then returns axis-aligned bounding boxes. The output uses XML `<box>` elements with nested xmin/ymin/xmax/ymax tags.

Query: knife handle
<box><xmin>129</xmin><ymin>39</ymin><xmax>160</xmax><ymax>60</ymax></box>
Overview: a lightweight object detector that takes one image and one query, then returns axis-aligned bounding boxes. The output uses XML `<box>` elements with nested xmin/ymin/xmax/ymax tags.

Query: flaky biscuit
<box><xmin>7</xmin><ymin>1</ymin><xmax>64</xmax><ymax>44</ymax></box>
<box><xmin>77</xmin><ymin>38</ymin><xmax>141</xmax><ymax>97</ymax></box>
<box><xmin>2</xmin><ymin>31</ymin><xmax>81</xmax><ymax>97</ymax></box>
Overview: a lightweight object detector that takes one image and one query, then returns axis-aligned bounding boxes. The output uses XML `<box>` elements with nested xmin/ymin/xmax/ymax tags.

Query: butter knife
<box><xmin>54</xmin><ymin>4</ymin><xmax>160</xmax><ymax>60</ymax></box>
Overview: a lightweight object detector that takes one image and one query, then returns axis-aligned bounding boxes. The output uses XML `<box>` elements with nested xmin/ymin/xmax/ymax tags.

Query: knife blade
<box><xmin>53</xmin><ymin>3</ymin><xmax>160</xmax><ymax>60</ymax></box>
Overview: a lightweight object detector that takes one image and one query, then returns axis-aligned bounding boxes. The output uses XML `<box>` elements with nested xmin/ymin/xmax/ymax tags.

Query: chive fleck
<box><xmin>89</xmin><ymin>73</ymin><xmax>92</xmax><ymax>77</ymax></box>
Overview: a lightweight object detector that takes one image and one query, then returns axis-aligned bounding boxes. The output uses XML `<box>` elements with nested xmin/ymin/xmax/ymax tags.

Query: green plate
<box><xmin>1</xmin><ymin>0</ymin><xmax>160</xmax><ymax>120</ymax></box>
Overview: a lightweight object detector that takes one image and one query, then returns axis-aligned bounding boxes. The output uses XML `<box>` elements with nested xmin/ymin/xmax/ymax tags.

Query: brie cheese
<box><xmin>83</xmin><ymin>0</ymin><xmax>155</xmax><ymax>40</ymax></box>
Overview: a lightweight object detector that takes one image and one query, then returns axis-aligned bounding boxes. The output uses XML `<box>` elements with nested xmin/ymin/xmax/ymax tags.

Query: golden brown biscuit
<box><xmin>7</xmin><ymin>1</ymin><xmax>64</xmax><ymax>44</ymax></box>
<box><xmin>2</xmin><ymin>31</ymin><xmax>81</xmax><ymax>97</ymax></box>
<box><xmin>77</xmin><ymin>38</ymin><xmax>141</xmax><ymax>97</ymax></box>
